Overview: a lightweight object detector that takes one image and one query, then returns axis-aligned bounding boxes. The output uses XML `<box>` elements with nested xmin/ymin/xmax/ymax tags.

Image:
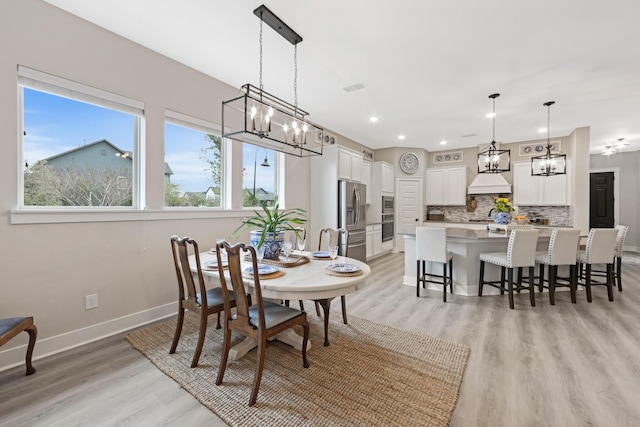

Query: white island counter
<box><xmin>402</xmin><ymin>227</ymin><xmax>554</xmax><ymax>296</ymax></box>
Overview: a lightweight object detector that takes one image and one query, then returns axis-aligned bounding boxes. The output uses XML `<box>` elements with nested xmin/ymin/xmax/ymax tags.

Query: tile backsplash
<box><xmin>425</xmin><ymin>194</ymin><xmax>573</xmax><ymax>226</ymax></box>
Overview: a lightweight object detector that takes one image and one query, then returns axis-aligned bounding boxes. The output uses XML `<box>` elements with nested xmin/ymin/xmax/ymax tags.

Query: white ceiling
<box><xmin>44</xmin><ymin>0</ymin><xmax>640</xmax><ymax>154</ymax></box>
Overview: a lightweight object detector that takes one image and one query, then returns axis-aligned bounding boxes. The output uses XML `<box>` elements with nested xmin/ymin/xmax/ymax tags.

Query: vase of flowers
<box><xmin>492</xmin><ymin>197</ymin><xmax>513</xmax><ymax>224</ymax></box>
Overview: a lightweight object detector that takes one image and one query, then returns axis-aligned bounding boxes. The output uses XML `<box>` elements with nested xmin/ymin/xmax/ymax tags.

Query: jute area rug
<box><xmin>126</xmin><ymin>313</ymin><xmax>469</xmax><ymax>427</ymax></box>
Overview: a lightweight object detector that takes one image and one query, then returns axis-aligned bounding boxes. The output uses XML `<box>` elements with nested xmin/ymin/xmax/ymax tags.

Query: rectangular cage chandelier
<box><xmin>222</xmin><ymin>5</ymin><xmax>324</xmax><ymax>157</ymax></box>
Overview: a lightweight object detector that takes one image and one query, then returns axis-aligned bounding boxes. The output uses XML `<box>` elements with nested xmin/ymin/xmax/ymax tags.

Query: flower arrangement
<box><xmin>494</xmin><ymin>197</ymin><xmax>513</xmax><ymax>213</ymax></box>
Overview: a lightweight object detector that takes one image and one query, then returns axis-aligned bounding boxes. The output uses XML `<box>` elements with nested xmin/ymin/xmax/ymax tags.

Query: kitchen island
<box><xmin>402</xmin><ymin>227</ymin><xmax>554</xmax><ymax>296</ymax></box>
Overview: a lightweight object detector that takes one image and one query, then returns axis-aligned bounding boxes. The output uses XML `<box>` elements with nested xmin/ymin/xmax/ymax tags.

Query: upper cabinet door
<box><xmin>426</xmin><ymin>169</ymin><xmax>446</xmax><ymax>205</ymax></box>
<box><xmin>351</xmin><ymin>152</ymin><xmax>363</xmax><ymax>182</ymax></box>
<box><xmin>513</xmin><ymin>162</ymin><xmax>539</xmax><ymax>205</ymax></box>
<box><xmin>446</xmin><ymin>167</ymin><xmax>467</xmax><ymax>205</ymax></box>
<box><xmin>362</xmin><ymin>161</ymin><xmax>372</xmax><ymax>204</ymax></box>
<box><xmin>337</xmin><ymin>148</ymin><xmax>351</xmax><ymax>180</ymax></box>
<box><xmin>381</xmin><ymin>163</ymin><xmax>394</xmax><ymax>194</ymax></box>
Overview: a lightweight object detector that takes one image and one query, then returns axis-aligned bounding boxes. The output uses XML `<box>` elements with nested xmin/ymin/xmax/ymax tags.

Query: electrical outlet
<box><xmin>85</xmin><ymin>294</ymin><xmax>98</xmax><ymax>310</ymax></box>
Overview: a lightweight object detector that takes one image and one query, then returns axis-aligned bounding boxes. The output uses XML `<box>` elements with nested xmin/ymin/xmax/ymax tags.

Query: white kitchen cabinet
<box><xmin>426</xmin><ymin>167</ymin><xmax>467</xmax><ymax>205</ymax></box>
<box><xmin>351</xmin><ymin>152</ymin><xmax>363</xmax><ymax>182</ymax></box>
<box><xmin>381</xmin><ymin>162</ymin><xmax>394</xmax><ymax>194</ymax></box>
<box><xmin>513</xmin><ymin>161</ymin><xmax>569</xmax><ymax>206</ymax></box>
<box><xmin>337</xmin><ymin>147</ymin><xmax>363</xmax><ymax>182</ymax></box>
<box><xmin>337</xmin><ymin>148</ymin><xmax>352</xmax><ymax>180</ymax></box>
<box><xmin>366</xmin><ymin>224</ymin><xmax>384</xmax><ymax>261</ymax></box>
<box><xmin>362</xmin><ymin>161</ymin><xmax>372</xmax><ymax>204</ymax></box>
<box><xmin>373</xmin><ymin>225</ymin><xmax>383</xmax><ymax>255</ymax></box>
<box><xmin>366</xmin><ymin>225</ymin><xmax>374</xmax><ymax>259</ymax></box>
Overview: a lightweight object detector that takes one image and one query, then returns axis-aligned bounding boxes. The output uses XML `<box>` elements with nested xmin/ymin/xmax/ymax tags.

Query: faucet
<box><xmin>488</xmin><ymin>208</ymin><xmax>495</xmax><ymax>217</ymax></box>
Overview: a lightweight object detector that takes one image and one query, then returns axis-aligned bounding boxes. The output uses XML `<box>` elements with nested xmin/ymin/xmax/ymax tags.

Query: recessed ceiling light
<box><xmin>369</xmin><ymin>117</ymin><xmax>378</xmax><ymax>123</ymax></box>
<box><xmin>486</xmin><ymin>112</ymin><xmax>496</xmax><ymax>119</ymax></box>
<box><xmin>398</xmin><ymin>135</ymin><xmax>406</xmax><ymax>140</ymax></box>
<box><xmin>440</xmin><ymin>140</ymin><xmax>447</xmax><ymax>145</ymax></box>
<box><xmin>538</xmin><ymin>128</ymin><xmax>547</xmax><ymax>133</ymax></box>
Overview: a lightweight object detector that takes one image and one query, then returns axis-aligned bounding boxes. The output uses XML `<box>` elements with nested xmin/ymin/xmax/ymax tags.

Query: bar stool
<box><xmin>479</xmin><ymin>229</ymin><xmax>539</xmax><ymax>309</ymax></box>
<box><xmin>576</xmin><ymin>228</ymin><xmax>618</xmax><ymax>302</ymax></box>
<box><xmin>416</xmin><ymin>227</ymin><xmax>453</xmax><ymax>302</ymax></box>
<box><xmin>613</xmin><ymin>225</ymin><xmax>629</xmax><ymax>291</ymax></box>
<box><xmin>534</xmin><ymin>228</ymin><xmax>581</xmax><ymax>305</ymax></box>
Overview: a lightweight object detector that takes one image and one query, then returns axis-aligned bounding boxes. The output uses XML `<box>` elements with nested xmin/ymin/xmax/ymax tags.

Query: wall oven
<box><xmin>382</xmin><ymin>196</ymin><xmax>394</xmax><ymax>213</ymax></box>
<box><xmin>382</xmin><ymin>213</ymin><xmax>394</xmax><ymax>242</ymax></box>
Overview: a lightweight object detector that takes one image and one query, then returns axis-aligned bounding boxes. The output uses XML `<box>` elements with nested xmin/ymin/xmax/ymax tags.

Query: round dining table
<box><xmin>190</xmin><ymin>250</ymin><xmax>371</xmax><ymax>360</ymax></box>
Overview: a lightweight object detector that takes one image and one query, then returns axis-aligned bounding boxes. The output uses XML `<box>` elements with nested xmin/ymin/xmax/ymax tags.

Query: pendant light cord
<box><xmin>259</xmin><ymin>14</ymin><xmax>263</xmax><ymax>91</ymax></box>
<box><xmin>294</xmin><ymin>44</ymin><xmax>298</xmax><ymax>111</ymax></box>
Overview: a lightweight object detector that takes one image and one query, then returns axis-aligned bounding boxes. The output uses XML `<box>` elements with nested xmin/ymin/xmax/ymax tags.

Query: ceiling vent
<box><xmin>343</xmin><ymin>82</ymin><xmax>366</xmax><ymax>92</ymax></box>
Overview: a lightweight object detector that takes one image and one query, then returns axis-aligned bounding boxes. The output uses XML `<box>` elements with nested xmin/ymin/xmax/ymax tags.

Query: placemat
<box><xmin>244</xmin><ymin>254</ymin><xmax>310</xmax><ymax>268</ymax></box>
<box><xmin>242</xmin><ymin>270</ymin><xmax>285</xmax><ymax>280</ymax></box>
<box><xmin>324</xmin><ymin>267</ymin><xmax>363</xmax><ymax>277</ymax></box>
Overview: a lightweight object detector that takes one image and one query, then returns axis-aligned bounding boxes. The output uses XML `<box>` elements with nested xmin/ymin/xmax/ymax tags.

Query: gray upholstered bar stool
<box><xmin>416</xmin><ymin>227</ymin><xmax>453</xmax><ymax>302</ymax></box>
<box><xmin>576</xmin><ymin>228</ymin><xmax>619</xmax><ymax>302</ymax></box>
<box><xmin>534</xmin><ymin>228</ymin><xmax>581</xmax><ymax>305</ymax></box>
<box><xmin>478</xmin><ymin>229</ymin><xmax>540</xmax><ymax>309</ymax></box>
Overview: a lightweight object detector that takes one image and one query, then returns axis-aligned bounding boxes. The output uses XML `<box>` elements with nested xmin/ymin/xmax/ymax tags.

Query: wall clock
<box><xmin>399</xmin><ymin>152</ymin><xmax>420</xmax><ymax>174</ymax></box>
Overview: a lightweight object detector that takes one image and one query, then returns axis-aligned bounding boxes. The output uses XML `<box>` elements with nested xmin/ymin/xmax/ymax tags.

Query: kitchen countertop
<box><xmin>424</xmin><ymin>220</ymin><xmax>572</xmax><ymax>228</ymax></box>
<box><xmin>401</xmin><ymin>227</ymin><xmax>554</xmax><ymax>240</ymax></box>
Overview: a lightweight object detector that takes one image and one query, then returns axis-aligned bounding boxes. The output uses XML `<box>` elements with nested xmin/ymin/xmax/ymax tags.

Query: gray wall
<box><xmin>0</xmin><ymin>0</ymin><xmax>314</xmax><ymax>369</ymax></box>
<box><xmin>590</xmin><ymin>150</ymin><xmax>640</xmax><ymax>250</ymax></box>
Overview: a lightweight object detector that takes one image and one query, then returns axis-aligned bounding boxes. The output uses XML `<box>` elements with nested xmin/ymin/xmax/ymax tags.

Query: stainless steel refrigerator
<box><xmin>338</xmin><ymin>181</ymin><xmax>367</xmax><ymax>262</ymax></box>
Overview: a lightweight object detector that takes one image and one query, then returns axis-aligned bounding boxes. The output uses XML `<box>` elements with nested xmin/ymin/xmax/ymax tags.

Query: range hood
<box><xmin>467</xmin><ymin>173</ymin><xmax>511</xmax><ymax>194</ymax></box>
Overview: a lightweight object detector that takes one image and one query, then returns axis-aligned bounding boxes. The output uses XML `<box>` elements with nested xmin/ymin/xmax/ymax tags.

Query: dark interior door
<box><xmin>589</xmin><ymin>172</ymin><xmax>614</xmax><ymax>228</ymax></box>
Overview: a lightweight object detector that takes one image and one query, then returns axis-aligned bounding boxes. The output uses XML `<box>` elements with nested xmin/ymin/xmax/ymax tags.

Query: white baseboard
<box><xmin>0</xmin><ymin>302</ymin><xmax>177</xmax><ymax>373</ymax></box>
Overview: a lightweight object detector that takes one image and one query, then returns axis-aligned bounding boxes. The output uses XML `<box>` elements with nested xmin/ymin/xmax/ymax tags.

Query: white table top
<box><xmin>192</xmin><ymin>251</ymin><xmax>372</xmax><ymax>301</ymax></box>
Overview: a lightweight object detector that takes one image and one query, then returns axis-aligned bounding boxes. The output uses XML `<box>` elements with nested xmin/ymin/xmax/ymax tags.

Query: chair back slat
<box><xmin>547</xmin><ymin>228</ymin><xmax>581</xmax><ymax>265</ymax></box>
<box><xmin>218</xmin><ymin>241</ymin><xmax>264</xmax><ymax>330</ymax></box>
<box><xmin>507</xmin><ymin>229</ymin><xmax>540</xmax><ymax>267</ymax></box>
<box><xmin>416</xmin><ymin>227</ymin><xmax>448</xmax><ymax>263</ymax></box>
<box><xmin>171</xmin><ymin>236</ymin><xmax>207</xmax><ymax>306</ymax></box>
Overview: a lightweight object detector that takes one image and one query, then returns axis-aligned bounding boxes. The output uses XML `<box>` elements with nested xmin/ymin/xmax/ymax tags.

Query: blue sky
<box><xmin>23</xmin><ymin>88</ymin><xmax>276</xmax><ymax>193</ymax></box>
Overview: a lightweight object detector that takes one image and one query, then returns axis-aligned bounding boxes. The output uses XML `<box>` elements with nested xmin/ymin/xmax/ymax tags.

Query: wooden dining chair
<box><xmin>169</xmin><ymin>235</ymin><xmax>236</xmax><ymax>368</ymax></box>
<box><xmin>0</xmin><ymin>317</ymin><xmax>37</xmax><ymax>375</ymax></box>
<box><xmin>215</xmin><ymin>241</ymin><xmax>309</xmax><ymax>406</ymax></box>
<box><xmin>316</xmin><ymin>227</ymin><xmax>350</xmax><ymax>323</ymax></box>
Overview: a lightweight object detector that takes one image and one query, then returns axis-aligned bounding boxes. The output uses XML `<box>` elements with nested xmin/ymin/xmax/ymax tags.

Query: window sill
<box><xmin>10</xmin><ymin>208</ymin><xmax>252</xmax><ymax>225</ymax></box>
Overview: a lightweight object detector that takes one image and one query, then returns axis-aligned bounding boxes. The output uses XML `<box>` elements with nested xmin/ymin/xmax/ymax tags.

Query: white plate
<box><xmin>245</xmin><ymin>265</ymin><xmax>279</xmax><ymax>275</ymax></box>
<box><xmin>312</xmin><ymin>251</ymin><xmax>331</xmax><ymax>258</ymax></box>
<box><xmin>328</xmin><ymin>263</ymin><xmax>360</xmax><ymax>273</ymax></box>
<box><xmin>204</xmin><ymin>259</ymin><xmax>228</xmax><ymax>269</ymax></box>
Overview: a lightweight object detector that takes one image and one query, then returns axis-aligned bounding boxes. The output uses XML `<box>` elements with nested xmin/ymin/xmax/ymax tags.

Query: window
<box><xmin>242</xmin><ymin>143</ymin><xmax>278</xmax><ymax>207</ymax></box>
<box><xmin>164</xmin><ymin>111</ymin><xmax>224</xmax><ymax>208</ymax></box>
<box><xmin>19</xmin><ymin>66</ymin><xmax>144</xmax><ymax>208</ymax></box>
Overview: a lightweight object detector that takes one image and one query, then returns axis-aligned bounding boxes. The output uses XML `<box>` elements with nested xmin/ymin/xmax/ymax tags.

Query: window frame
<box><xmin>17</xmin><ymin>66</ymin><xmax>145</xmax><ymax>211</ymax></box>
<box><xmin>163</xmin><ymin>109</ymin><xmax>227</xmax><ymax>209</ymax></box>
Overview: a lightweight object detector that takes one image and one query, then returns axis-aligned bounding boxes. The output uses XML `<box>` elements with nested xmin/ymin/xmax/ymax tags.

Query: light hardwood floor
<box><xmin>1</xmin><ymin>253</ymin><xmax>639</xmax><ymax>426</ymax></box>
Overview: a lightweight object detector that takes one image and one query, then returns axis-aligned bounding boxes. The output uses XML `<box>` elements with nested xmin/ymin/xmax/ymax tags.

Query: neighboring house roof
<box><xmin>164</xmin><ymin>162</ymin><xmax>173</xmax><ymax>175</ymax></box>
<box><xmin>43</xmin><ymin>139</ymin><xmax>128</xmax><ymax>162</ymax></box>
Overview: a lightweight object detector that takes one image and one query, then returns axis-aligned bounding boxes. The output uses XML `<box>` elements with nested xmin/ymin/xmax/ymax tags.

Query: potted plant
<box><xmin>232</xmin><ymin>201</ymin><xmax>307</xmax><ymax>260</ymax></box>
<box><xmin>490</xmin><ymin>197</ymin><xmax>514</xmax><ymax>224</ymax></box>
